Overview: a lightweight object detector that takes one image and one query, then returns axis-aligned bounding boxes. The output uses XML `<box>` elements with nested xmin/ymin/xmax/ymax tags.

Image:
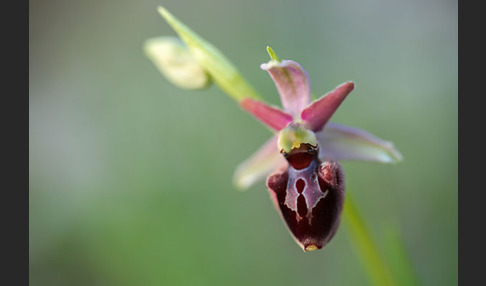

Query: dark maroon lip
<box><xmin>266</xmin><ymin>158</ymin><xmax>345</xmax><ymax>252</ymax></box>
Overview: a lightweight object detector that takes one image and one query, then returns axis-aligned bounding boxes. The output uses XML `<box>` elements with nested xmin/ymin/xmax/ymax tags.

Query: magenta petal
<box><xmin>300</xmin><ymin>81</ymin><xmax>355</xmax><ymax>131</ymax></box>
<box><xmin>261</xmin><ymin>60</ymin><xmax>312</xmax><ymax>117</ymax></box>
<box><xmin>240</xmin><ymin>98</ymin><xmax>293</xmax><ymax>131</ymax></box>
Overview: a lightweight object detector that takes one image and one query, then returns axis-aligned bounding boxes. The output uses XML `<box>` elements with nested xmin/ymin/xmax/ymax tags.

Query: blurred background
<box><xmin>29</xmin><ymin>0</ymin><xmax>457</xmax><ymax>285</ymax></box>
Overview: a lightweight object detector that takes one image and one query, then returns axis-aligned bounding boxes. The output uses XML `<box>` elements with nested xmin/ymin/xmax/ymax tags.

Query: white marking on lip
<box><xmin>322</xmin><ymin>189</ymin><xmax>329</xmax><ymax>199</ymax></box>
<box><xmin>306</xmin><ymin>189</ymin><xmax>329</xmax><ymax>224</ymax></box>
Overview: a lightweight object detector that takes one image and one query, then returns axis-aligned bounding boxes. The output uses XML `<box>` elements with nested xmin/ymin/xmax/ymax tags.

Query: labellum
<box><xmin>267</xmin><ymin>123</ymin><xmax>345</xmax><ymax>251</ymax></box>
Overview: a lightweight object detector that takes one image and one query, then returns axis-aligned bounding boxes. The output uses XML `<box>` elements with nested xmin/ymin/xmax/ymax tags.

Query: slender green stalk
<box><xmin>343</xmin><ymin>193</ymin><xmax>398</xmax><ymax>286</ymax></box>
<box><xmin>381</xmin><ymin>220</ymin><xmax>421</xmax><ymax>286</ymax></box>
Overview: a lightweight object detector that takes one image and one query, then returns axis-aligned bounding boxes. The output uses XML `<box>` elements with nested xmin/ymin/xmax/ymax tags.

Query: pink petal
<box><xmin>300</xmin><ymin>81</ymin><xmax>355</xmax><ymax>131</ymax></box>
<box><xmin>233</xmin><ymin>135</ymin><xmax>287</xmax><ymax>189</ymax></box>
<box><xmin>261</xmin><ymin>60</ymin><xmax>312</xmax><ymax>117</ymax></box>
<box><xmin>240</xmin><ymin>98</ymin><xmax>293</xmax><ymax>131</ymax></box>
<box><xmin>316</xmin><ymin>122</ymin><xmax>403</xmax><ymax>163</ymax></box>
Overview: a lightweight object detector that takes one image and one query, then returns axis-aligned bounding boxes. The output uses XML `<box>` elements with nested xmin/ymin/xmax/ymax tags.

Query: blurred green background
<box><xmin>29</xmin><ymin>0</ymin><xmax>457</xmax><ymax>285</ymax></box>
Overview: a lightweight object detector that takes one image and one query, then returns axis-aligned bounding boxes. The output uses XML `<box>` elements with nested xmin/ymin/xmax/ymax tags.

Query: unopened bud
<box><xmin>144</xmin><ymin>36</ymin><xmax>211</xmax><ymax>90</ymax></box>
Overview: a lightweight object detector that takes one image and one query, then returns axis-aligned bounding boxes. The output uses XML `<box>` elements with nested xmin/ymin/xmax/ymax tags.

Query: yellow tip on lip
<box><xmin>305</xmin><ymin>245</ymin><xmax>318</xmax><ymax>252</ymax></box>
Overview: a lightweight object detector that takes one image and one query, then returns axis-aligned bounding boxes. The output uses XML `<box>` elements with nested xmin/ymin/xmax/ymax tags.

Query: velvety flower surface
<box><xmin>234</xmin><ymin>53</ymin><xmax>402</xmax><ymax>251</ymax></box>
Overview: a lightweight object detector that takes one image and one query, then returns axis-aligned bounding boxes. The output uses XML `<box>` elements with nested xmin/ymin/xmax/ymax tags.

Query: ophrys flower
<box><xmin>232</xmin><ymin>48</ymin><xmax>401</xmax><ymax>251</ymax></box>
<box><xmin>145</xmin><ymin>6</ymin><xmax>402</xmax><ymax>252</ymax></box>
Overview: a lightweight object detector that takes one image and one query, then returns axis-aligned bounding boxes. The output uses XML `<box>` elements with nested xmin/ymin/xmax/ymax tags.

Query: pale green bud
<box><xmin>144</xmin><ymin>36</ymin><xmax>211</xmax><ymax>90</ymax></box>
<box><xmin>156</xmin><ymin>6</ymin><xmax>260</xmax><ymax>101</ymax></box>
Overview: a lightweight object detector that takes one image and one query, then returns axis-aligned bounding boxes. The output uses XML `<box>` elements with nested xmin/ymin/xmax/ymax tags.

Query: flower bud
<box><xmin>144</xmin><ymin>36</ymin><xmax>211</xmax><ymax>90</ymax></box>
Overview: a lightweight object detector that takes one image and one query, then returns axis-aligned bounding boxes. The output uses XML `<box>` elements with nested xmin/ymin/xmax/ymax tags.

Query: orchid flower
<box><xmin>145</xmin><ymin>6</ymin><xmax>403</xmax><ymax>253</ymax></box>
<box><xmin>231</xmin><ymin>47</ymin><xmax>402</xmax><ymax>251</ymax></box>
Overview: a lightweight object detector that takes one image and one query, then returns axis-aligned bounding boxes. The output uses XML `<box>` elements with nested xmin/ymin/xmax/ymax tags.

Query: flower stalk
<box><xmin>343</xmin><ymin>194</ymin><xmax>398</xmax><ymax>286</ymax></box>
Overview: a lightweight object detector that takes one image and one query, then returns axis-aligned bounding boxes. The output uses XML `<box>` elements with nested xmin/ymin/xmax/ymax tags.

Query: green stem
<box><xmin>381</xmin><ymin>219</ymin><xmax>421</xmax><ymax>286</ymax></box>
<box><xmin>343</xmin><ymin>193</ymin><xmax>397</xmax><ymax>286</ymax></box>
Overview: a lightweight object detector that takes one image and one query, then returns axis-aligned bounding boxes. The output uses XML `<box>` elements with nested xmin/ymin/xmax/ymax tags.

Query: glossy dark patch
<box><xmin>296</xmin><ymin>179</ymin><xmax>305</xmax><ymax>193</ymax></box>
<box><xmin>297</xmin><ymin>195</ymin><xmax>308</xmax><ymax>218</ymax></box>
<box><xmin>282</xmin><ymin>143</ymin><xmax>317</xmax><ymax>170</ymax></box>
<box><xmin>286</xmin><ymin>152</ymin><xmax>314</xmax><ymax>169</ymax></box>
